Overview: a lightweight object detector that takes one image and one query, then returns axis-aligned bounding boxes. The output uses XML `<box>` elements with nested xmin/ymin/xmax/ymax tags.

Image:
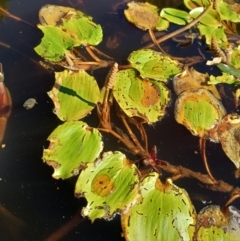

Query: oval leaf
<box><xmin>160</xmin><ymin>8</ymin><xmax>190</xmax><ymax>25</ymax></box>
<box><xmin>128</xmin><ymin>49</ymin><xmax>182</xmax><ymax>81</ymax></box>
<box><xmin>43</xmin><ymin>121</ymin><xmax>103</xmax><ymax>179</ymax></box>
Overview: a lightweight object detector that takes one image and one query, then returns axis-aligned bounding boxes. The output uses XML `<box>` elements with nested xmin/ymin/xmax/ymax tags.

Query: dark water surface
<box><xmin>0</xmin><ymin>0</ymin><xmax>240</xmax><ymax>240</ymax></box>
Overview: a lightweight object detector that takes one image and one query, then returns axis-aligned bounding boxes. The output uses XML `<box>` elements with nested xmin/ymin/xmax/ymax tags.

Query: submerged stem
<box><xmin>199</xmin><ymin>137</ymin><xmax>217</xmax><ymax>184</ymax></box>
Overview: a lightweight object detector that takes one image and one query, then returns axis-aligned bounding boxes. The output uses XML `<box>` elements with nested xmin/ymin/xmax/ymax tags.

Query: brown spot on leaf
<box><xmin>91</xmin><ymin>174</ymin><xmax>115</xmax><ymax>197</ymax></box>
<box><xmin>141</xmin><ymin>80</ymin><xmax>160</xmax><ymax>107</ymax></box>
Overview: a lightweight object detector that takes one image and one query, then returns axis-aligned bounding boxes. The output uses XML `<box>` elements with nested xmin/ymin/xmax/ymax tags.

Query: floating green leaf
<box><xmin>121</xmin><ymin>173</ymin><xmax>196</xmax><ymax>241</ymax></box>
<box><xmin>124</xmin><ymin>1</ymin><xmax>169</xmax><ymax>31</ymax></box>
<box><xmin>218</xmin><ymin>114</ymin><xmax>240</xmax><ymax>168</ymax></box>
<box><xmin>209</xmin><ymin>73</ymin><xmax>240</xmax><ymax>85</ymax></box>
<box><xmin>35</xmin><ymin>5</ymin><xmax>103</xmax><ymax>62</ymax></box>
<box><xmin>113</xmin><ymin>68</ymin><xmax>170</xmax><ymax>123</ymax></box>
<box><xmin>61</xmin><ymin>17</ymin><xmax>103</xmax><ymax>46</ymax></box>
<box><xmin>229</xmin><ymin>46</ymin><xmax>240</xmax><ymax>69</ymax></box>
<box><xmin>75</xmin><ymin>151</ymin><xmax>140</xmax><ymax>221</ymax></box>
<box><xmin>189</xmin><ymin>7</ymin><xmax>221</xmax><ymax>27</ymax></box>
<box><xmin>43</xmin><ymin>121</ymin><xmax>103</xmax><ymax>179</ymax></box>
<box><xmin>198</xmin><ymin>24</ymin><xmax>227</xmax><ymax>45</ymax></box>
<box><xmin>48</xmin><ymin>69</ymin><xmax>100</xmax><ymax>121</ymax></box>
<box><xmin>218</xmin><ymin>1</ymin><xmax>240</xmax><ymax>23</ymax></box>
<box><xmin>175</xmin><ymin>88</ymin><xmax>226</xmax><ymax>141</ymax></box>
<box><xmin>128</xmin><ymin>49</ymin><xmax>182</xmax><ymax>81</ymax></box>
<box><xmin>34</xmin><ymin>25</ymin><xmax>80</xmax><ymax>62</ymax></box>
<box><xmin>160</xmin><ymin>8</ymin><xmax>190</xmax><ymax>25</ymax></box>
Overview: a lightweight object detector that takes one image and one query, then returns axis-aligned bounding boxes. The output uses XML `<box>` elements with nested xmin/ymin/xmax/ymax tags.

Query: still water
<box><xmin>0</xmin><ymin>0</ymin><xmax>239</xmax><ymax>240</ymax></box>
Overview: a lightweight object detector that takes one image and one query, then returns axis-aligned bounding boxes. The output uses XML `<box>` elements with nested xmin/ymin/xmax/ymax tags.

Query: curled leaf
<box><xmin>195</xmin><ymin>205</ymin><xmax>240</xmax><ymax>240</ymax></box>
<box><xmin>218</xmin><ymin>114</ymin><xmax>240</xmax><ymax>168</ymax></box>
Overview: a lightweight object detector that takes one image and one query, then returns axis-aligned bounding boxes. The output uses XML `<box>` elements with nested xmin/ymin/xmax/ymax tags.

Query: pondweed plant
<box><xmin>2</xmin><ymin>0</ymin><xmax>240</xmax><ymax>240</ymax></box>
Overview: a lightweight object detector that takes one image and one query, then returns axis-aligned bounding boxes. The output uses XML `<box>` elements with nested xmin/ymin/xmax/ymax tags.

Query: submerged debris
<box><xmin>23</xmin><ymin>98</ymin><xmax>37</xmax><ymax>110</ymax></box>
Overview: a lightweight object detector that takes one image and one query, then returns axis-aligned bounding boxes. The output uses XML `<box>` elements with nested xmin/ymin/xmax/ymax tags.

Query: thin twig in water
<box><xmin>144</xmin><ymin>4</ymin><xmax>212</xmax><ymax>48</ymax></box>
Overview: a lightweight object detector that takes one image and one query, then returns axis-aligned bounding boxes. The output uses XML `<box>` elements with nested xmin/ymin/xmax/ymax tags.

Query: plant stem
<box><xmin>144</xmin><ymin>4</ymin><xmax>212</xmax><ymax>48</ymax></box>
<box><xmin>120</xmin><ymin>113</ymin><xmax>147</xmax><ymax>155</ymax></box>
<box><xmin>97</xmin><ymin>127</ymin><xmax>148</xmax><ymax>157</ymax></box>
<box><xmin>199</xmin><ymin>137</ymin><xmax>218</xmax><ymax>184</ymax></box>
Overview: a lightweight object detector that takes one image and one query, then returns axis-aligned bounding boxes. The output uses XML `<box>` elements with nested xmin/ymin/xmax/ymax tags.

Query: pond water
<box><xmin>0</xmin><ymin>0</ymin><xmax>240</xmax><ymax>240</ymax></box>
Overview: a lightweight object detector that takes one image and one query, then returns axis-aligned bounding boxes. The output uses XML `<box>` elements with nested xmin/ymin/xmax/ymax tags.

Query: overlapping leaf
<box><xmin>35</xmin><ymin>5</ymin><xmax>103</xmax><ymax>62</ymax></box>
<box><xmin>128</xmin><ymin>49</ymin><xmax>182</xmax><ymax>81</ymax></box>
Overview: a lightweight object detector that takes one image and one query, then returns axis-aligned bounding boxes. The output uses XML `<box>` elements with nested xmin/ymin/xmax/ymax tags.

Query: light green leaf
<box><xmin>128</xmin><ymin>49</ymin><xmax>182</xmax><ymax>81</ymax></box>
<box><xmin>121</xmin><ymin>173</ymin><xmax>196</xmax><ymax>241</ymax></box>
<box><xmin>197</xmin><ymin>24</ymin><xmax>227</xmax><ymax>44</ymax></box>
<box><xmin>113</xmin><ymin>68</ymin><xmax>170</xmax><ymax>123</ymax></box>
<box><xmin>160</xmin><ymin>8</ymin><xmax>191</xmax><ymax>25</ymax></box>
<box><xmin>155</xmin><ymin>17</ymin><xmax>169</xmax><ymax>31</ymax></box>
<box><xmin>209</xmin><ymin>73</ymin><xmax>240</xmax><ymax>85</ymax></box>
<box><xmin>34</xmin><ymin>25</ymin><xmax>80</xmax><ymax>62</ymax></box>
<box><xmin>43</xmin><ymin>121</ymin><xmax>103</xmax><ymax>179</ymax></box>
<box><xmin>229</xmin><ymin>46</ymin><xmax>240</xmax><ymax>69</ymax></box>
<box><xmin>174</xmin><ymin>88</ymin><xmax>226</xmax><ymax>142</ymax></box>
<box><xmin>218</xmin><ymin>2</ymin><xmax>240</xmax><ymax>23</ymax></box>
<box><xmin>189</xmin><ymin>7</ymin><xmax>221</xmax><ymax>27</ymax></box>
<box><xmin>75</xmin><ymin>151</ymin><xmax>140</xmax><ymax>221</ymax></box>
<box><xmin>61</xmin><ymin>17</ymin><xmax>103</xmax><ymax>46</ymax></box>
<box><xmin>48</xmin><ymin>69</ymin><xmax>100</xmax><ymax>121</ymax></box>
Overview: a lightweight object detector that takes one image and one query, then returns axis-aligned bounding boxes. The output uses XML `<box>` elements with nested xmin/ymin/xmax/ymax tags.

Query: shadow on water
<box><xmin>0</xmin><ymin>0</ymin><xmax>239</xmax><ymax>240</ymax></box>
